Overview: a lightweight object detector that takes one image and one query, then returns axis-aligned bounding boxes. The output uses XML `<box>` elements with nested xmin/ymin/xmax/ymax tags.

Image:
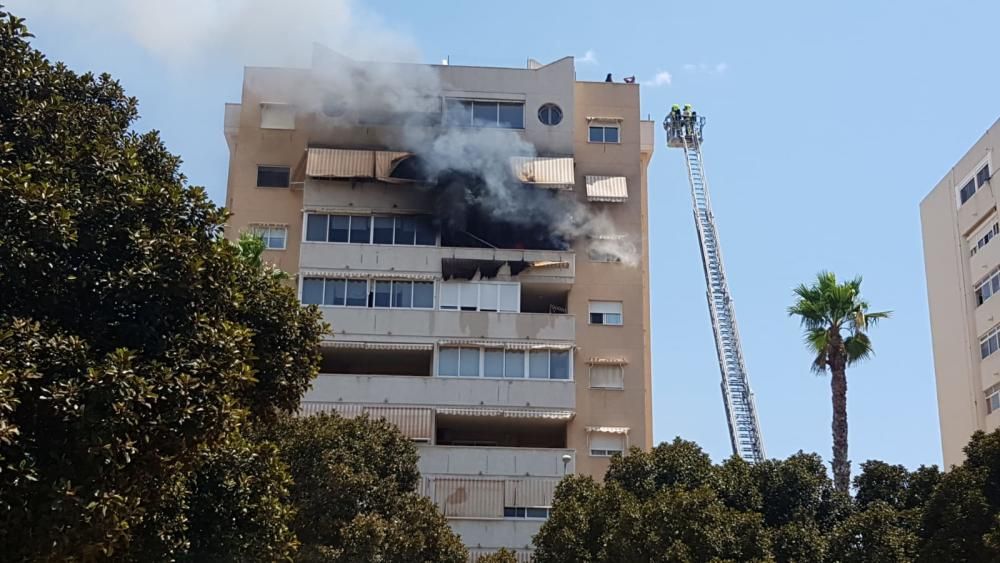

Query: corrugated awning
<box><xmin>586</xmin><ymin>426</ymin><xmax>630</xmax><ymax>434</ymax></box>
<box><xmin>319</xmin><ymin>341</ymin><xmax>434</xmax><ymax>351</ymax></box>
<box><xmin>437</xmin><ymin>407</ymin><xmax>574</xmax><ymax>420</ymax></box>
<box><xmin>509</xmin><ymin>157</ymin><xmax>575</xmax><ymax>189</ymax></box>
<box><xmin>437</xmin><ymin>339</ymin><xmax>575</xmax><ymax>351</ymax></box>
<box><xmin>306</xmin><ymin>148</ymin><xmax>375</xmax><ymax>179</ymax></box>
<box><xmin>587</xmin><ymin>357</ymin><xmax>628</xmax><ymax>365</ymax></box>
<box><xmin>586</xmin><ymin>176</ymin><xmax>629</xmax><ymax>202</ymax></box>
<box><xmin>299</xmin><ymin>269</ymin><xmax>437</xmax><ymax>281</ymax></box>
<box><xmin>586</xmin><ymin>115</ymin><xmax>624</xmax><ymax>122</ymax></box>
<box><xmin>375</xmin><ymin>151</ymin><xmax>415</xmax><ymax>183</ymax></box>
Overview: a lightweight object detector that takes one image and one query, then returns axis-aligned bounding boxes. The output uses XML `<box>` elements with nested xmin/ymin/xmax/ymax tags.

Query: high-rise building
<box><xmin>921</xmin><ymin>117</ymin><xmax>1000</xmax><ymax>468</ymax></box>
<box><xmin>223</xmin><ymin>50</ymin><xmax>654</xmax><ymax>558</ymax></box>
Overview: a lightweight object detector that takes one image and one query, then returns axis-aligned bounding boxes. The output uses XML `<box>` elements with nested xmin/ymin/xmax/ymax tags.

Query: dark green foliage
<box><xmin>475</xmin><ymin>548</ymin><xmax>520</xmax><ymax>563</ymax></box>
<box><xmin>261</xmin><ymin>414</ymin><xmax>467</xmax><ymax>562</ymax></box>
<box><xmin>535</xmin><ymin>435</ymin><xmax>1000</xmax><ymax>563</ymax></box>
<box><xmin>0</xmin><ymin>7</ymin><xmax>324</xmax><ymax>559</ymax></box>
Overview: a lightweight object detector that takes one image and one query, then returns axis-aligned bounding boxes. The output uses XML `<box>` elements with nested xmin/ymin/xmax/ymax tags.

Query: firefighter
<box><xmin>671</xmin><ymin>104</ymin><xmax>682</xmax><ymax>137</ymax></box>
<box><xmin>681</xmin><ymin>104</ymin><xmax>692</xmax><ymax>136</ymax></box>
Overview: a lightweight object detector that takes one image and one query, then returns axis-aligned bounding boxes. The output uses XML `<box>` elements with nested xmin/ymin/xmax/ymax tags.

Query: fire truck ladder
<box><xmin>664</xmin><ymin>113</ymin><xmax>766</xmax><ymax>463</ymax></box>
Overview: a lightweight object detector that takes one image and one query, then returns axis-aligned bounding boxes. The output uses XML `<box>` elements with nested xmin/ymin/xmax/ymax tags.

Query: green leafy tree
<box><xmin>788</xmin><ymin>272</ymin><xmax>890</xmax><ymax>493</ymax></box>
<box><xmin>259</xmin><ymin>413</ymin><xmax>467</xmax><ymax>562</ymax></box>
<box><xmin>827</xmin><ymin>501</ymin><xmax>919</xmax><ymax>563</ymax></box>
<box><xmin>475</xmin><ymin>548</ymin><xmax>520</xmax><ymax>563</ymax></box>
<box><xmin>0</xmin><ymin>8</ymin><xmax>323</xmax><ymax>559</ymax></box>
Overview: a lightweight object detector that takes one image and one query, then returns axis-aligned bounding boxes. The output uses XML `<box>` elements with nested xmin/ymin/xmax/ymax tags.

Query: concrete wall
<box><xmin>417</xmin><ymin>445</ymin><xmax>575</xmax><ymax>477</ymax></box>
<box><xmin>567</xmin><ymin>81</ymin><xmax>653</xmax><ymax>477</ymax></box>
<box><xmin>306</xmin><ymin>374</ymin><xmax>575</xmax><ymax>410</ymax></box>
<box><xmin>921</xmin><ymin>116</ymin><xmax>1000</xmax><ymax>467</ymax></box>
<box><xmin>319</xmin><ymin>308</ymin><xmax>575</xmax><ymax>343</ymax></box>
<box><xmin>449</xmin><ymin>519</ymin><xmax>543</xmax><ymax>554</ymax></box>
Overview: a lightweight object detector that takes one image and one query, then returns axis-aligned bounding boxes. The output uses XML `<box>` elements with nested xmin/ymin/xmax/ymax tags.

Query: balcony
<box><xmin>417</xmin><ymin>445</ymin><xmax>575</xmax><ymax>477</ymax></box>
<box><xmin>319</xmin><ymin>307</ymin><xmax>575</xmax><ymax>343</ymax></box>
<box><xmin>224</xmin><ymin>103</ymin><xmax>241</xmax><ymax>152</ymax></box>
<box><xmin>305</xmin><ymin>374</ymin><xmax>575</xmax><ymax>411</ymax></box>
<box><xmin>299</xmin><ymin>243</ymin><xmax>575</xmax><ymax>283</ymax></box>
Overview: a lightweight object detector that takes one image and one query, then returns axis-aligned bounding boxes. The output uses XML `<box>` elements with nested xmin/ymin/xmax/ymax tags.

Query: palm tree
<box><xmin>788</xmin><ymin>272</ymin><xmax>890</xmax><ymax>493</ymax></box>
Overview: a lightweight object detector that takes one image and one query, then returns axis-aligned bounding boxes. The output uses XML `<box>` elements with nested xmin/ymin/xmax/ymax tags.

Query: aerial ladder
<box><xmin>664</xmin><ymin>109</ymin><xmax>766</xmax><ymax>463</ymax></box>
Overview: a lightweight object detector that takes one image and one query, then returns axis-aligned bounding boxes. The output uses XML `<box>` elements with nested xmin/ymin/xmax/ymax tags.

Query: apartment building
<box><xmin>223</xmin><ymin>49</ymin><xmax>654</xmax><ymax>558</ymax></box>
<box><xmin>921</xmin><ymin>117</ymin><xmax>1000</xmax><ymax>468</ymax></box>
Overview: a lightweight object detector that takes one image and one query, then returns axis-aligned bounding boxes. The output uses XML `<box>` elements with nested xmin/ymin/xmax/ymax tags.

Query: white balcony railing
<box><xmin>319</xmin><ymin>307</ymin><xmax>575</xmax><ymax>344</ymax></box>
<box><xmin>306</xmin><ymin>374</ymin><xmax>575</xmax><ymax>411</ymax></box>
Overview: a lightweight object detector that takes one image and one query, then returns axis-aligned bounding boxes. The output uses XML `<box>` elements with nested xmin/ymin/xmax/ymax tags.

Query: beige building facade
<box><xmin>921</xmin><ymin>117</ymin><xmax>1000</xmax><ymax>469</ymax></box>
<box><xmin>224</xmin><ymin>51</ymin><xmax>654</xmax><ymax>558</ymax></box>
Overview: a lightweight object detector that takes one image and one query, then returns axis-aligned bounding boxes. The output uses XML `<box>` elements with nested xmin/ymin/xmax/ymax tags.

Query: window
<box><xmin>959</xmin><ymin>179</ymin><xmax>976</xmax><ymax>205</ymax></box>
<box><xmin>249</xmin><ymin>225</ymin><xmax>287</xmax><ymax>250</ymax></box>
<box><xmin>444</xmin><ymin>98</ymin><xmax>524</xmax><ymax>129</ymax></box>
<box><xmin>590</xmin><ymin>365</ymin><xmax>624</xmax><ymax>389</ymax></box>
<box><xmin>257</xmin><ymin>165</ymin><xmax>290</xmax><ymax>188</ymax></box>
<box><xmin>538</xmin><ymin>103</ymin><xmax>563</xmax><ymax>126</ymax></box>
<box><xmin>987</xmin><ymin>389</ymin><xmax>1000</xmax><ymax>414</ymax></box>
<box><xmin>588</xmin><ymin>125</ymin><xmax>620</xmax><ymax>143</ymax></box>
<box><xmin>303</xmin><ymin>213</ymin><xmax>436</xmax><ymax>245</ymax></box>
<box><xmin>589</xmin><ymin>301</ymin><xmax>623</xmax><ymax>325</ymax></box>
<box><xmin>978</xmin><ymin>164</ymin><xmax>991</xmax><ymax>188</ymax></box>
<box><xmin>300</xmin><ymin>278</ymin><xmax>434</xmax><ymax>309</ymax></box>
<box><xmin>975</xmin><ymin>268</ymin><xmax>1000</xmax><ymax>306</ymax></box>
<box><xmin>988</xmin><ymin>390</ymin><xmax>1000</xmax><ymax>413</ymax></box>
<box><xmin>504</xmin><ymin>506</ymin><xmax>551</xmax><ymax>519</ymax></box>
<box><xmin>260</xmin><ymin>103</ymin><xmax>295</xmax><ymax>130</ymax></box>
<box><xmin>589</xmin><ymin>432</ymin><xmax>626</xmax><ymax>457</ymax></box>
<box><xmin>980</xmin><ymin>324</ymin><xmax>1000</xmax><ymax>360</ymax></box>
<box><xmin>437</xmin><ymin>346</ymin><xmax>571</xmax><ymax>379</ymax></box>
<box><xmin>438</xmin><ymin>282</ymin><xmax>520</xmax><ymax>312</ymax></box>
<box><xmin>970</xmin><ymin>222</ymin><xmax>1000</xmax><ymax>256</ymax></box>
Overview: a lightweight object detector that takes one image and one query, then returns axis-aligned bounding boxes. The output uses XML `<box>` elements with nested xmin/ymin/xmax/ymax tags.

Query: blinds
<box><xmin>362</xmin><ymin>406</ymin><xmax>433</xmax><ymax>442</ymax></box>
<box><xmin>590</xmin><ymin>432</ymin><xmax>626</xmax><ymax>454</ymax></box>
<box><xmin>433</xmin><ymin>478</ymin><xmax>505</xmax><ymax>518</ymax></box>
<box><xmin>590</xmin><ymin>365</ymin><xmax>624</xmax><ymax>389</ymax></box>
<box><xmin>504</xmin><ymin>479</ymin><xmax>559</xmax><ymax>507</ymax></box>
<box><xmin>589</xmin><ymin>301</ymin><xmax>623</xmax><ymax>314</ymax></box>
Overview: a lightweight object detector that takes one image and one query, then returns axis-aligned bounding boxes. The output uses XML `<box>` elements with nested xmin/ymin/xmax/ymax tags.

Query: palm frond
<box><xmin>845</xmin><ymin>332</ymin><xmax>874</xmax><ymax>365</ymax></box>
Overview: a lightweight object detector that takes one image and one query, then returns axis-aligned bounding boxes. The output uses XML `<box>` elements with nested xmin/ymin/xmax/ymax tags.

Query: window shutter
<box><xmin>590</xmin><ymin>365</ymin><xmax>624</xmax><ymax>389</ymax></box>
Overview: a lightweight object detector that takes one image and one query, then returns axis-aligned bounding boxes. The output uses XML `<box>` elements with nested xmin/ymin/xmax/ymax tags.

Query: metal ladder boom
<box><xmin>678</xmin><ymin>128</ymin><xmax>766</xmax><ymax>463</ymax></box>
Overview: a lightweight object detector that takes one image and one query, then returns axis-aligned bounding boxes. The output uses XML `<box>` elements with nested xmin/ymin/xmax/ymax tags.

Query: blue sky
<box><xmin>11</xmin><ymin>0</ymin><xmax>1000</xmax><ymax>470</ymax></box>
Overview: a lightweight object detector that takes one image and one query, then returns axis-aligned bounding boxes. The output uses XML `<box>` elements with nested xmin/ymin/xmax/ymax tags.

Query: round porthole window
<box><xmin>538</xmin><ymin>103</ymin><xmax>563</xmax><ymax>126</ymax></box>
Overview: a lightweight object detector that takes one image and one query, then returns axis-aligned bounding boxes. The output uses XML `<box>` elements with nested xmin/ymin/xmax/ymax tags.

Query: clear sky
<box><xmin>11</xmin><ymin>0</ymin><xmax>1000</xmax><ymax>470</ymax></box>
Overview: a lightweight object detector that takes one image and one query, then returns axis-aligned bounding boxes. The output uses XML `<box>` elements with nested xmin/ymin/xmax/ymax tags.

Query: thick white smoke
<box><xmin>23</xmin><ymin>0</ymin><xmax>639</xmax><ymax>265</ymax></box>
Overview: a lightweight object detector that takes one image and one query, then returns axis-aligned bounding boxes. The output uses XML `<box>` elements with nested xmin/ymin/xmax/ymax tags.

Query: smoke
<box><xmin>20</xmin><ymin>0</ymin><xmax>419</xmax><ymax>68</ymax></box>
<box><xmin>302</xmin><ymin>51</ymin><xmax>640</xmax><ymax>265</ymax></box>
<box><xmin>26</xmin><ymin>0</ymin><xmax>639</xmax><ymax>265</ymax></box>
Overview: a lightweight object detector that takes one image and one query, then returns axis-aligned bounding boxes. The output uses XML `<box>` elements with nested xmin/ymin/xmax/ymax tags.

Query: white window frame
<box><xmin>980</xmin><ymin>323</ymin><xmax>1000</xmax><ymax>360</ymax></box>
<box><xmin>588</xmin><ymin>432</ymin><xmax>627</xmax><ymax>457</ymax></box>
<box><xmin>503</xmin><ymin>506</ymin><xmax>552</xmax><ymax>519</ymax></box>
<box><xmin>248</xmin><ymin>225</ymin><xmax>288</xmax><ymax>250</ymax></box>
<box><xmin>444</xmin><ymin>98</ymin><xmax>525</xmax><ymax>129</ymax></box>
<box><xmin>987</xmin><ymin>389</ymin><xmax>1000</xmax><ymax>414</ymax></box>
<box><xmin>969</xmin><ymin>216</ymin><xmax>999</xmax><ymax>256</ymax></box>
<box><xmin>587</xmin><ymin>123</ymin><xmax>621</xmax><ymax>144</ymax></box>
<box><xmin>956</xmin><ymin>155</ymin><xmax>992</xmax><ymax>208</ymax></box>
<box><xmin>299</xmin><ymin>277</ymin><xmax>434</xmax><ymax>310</ymax></box>
<box><xmin>974</xmin><ymin>266</ymin><xmax>1000</xmax><ymax>307</ymax></box>
<box><xmin>589</xmin><ymin>364</ymin><xmax>625</xmax><ymax>390</ymax></box>
<box><xmin>302</xmin><ymin>212</ymin><xmax>436</xmax><ymax>246</ymax></box>
<box><xmin>589</xmin><ymin>301</ymin><xmax>623</xmax><ymax>326</ymax></box>
<box><xmin>438</xmin><ymin>281</ymin><xmax>521</xmax><ymax>313</ymax></box>
<box><xmin>435</xmin><ymin>346</ymin><xmax>572</xmax><ymax>381</ymax></box>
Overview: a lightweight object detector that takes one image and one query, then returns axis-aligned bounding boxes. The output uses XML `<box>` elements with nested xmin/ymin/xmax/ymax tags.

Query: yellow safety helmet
<box><xmin>672</xmin><ymin>104</ymin><xmax>680</xmax><ymax>111</ymax></box>
<box><xmin>684</xmin><ymin>104</ymin><xmax>692</xmax><ymax>111</ymax></box>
